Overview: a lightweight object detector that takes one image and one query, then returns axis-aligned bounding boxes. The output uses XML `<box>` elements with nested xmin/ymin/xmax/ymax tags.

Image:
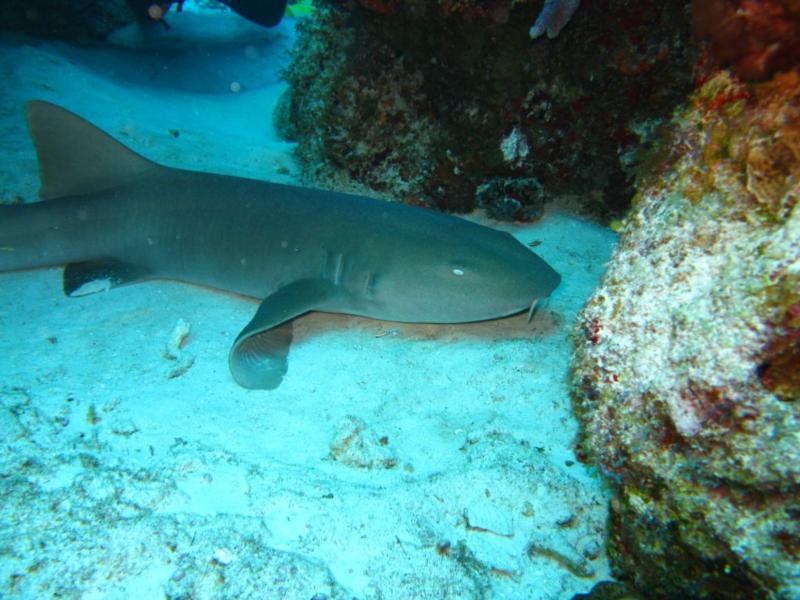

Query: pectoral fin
<box><xmin>230</xmin><ymin>279</ymin><xmax>337</xmax><ymax>390</ymax></box>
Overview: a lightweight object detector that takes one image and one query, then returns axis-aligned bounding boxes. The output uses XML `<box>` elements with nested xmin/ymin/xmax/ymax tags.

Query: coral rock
<box><xmin>278</xmin><ymin>0</ymin><xmax>695</xmax><ymax>220</ymax></box>
<box><xmin>572</xmin><ymin>69</ymin><xmax>800</xmax><ymax>598</ymax></box>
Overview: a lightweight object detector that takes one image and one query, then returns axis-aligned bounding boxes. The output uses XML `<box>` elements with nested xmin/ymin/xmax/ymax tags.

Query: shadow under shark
<box><xmin>0</xmin><ymin>101</ymin><xmax>561</xmax><ymax>389</ymax></box>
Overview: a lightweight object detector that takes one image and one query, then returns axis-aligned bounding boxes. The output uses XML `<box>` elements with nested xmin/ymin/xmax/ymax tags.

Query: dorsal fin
<box><xmin>25</xmin><ymin>100</ymin><xmax>160</xmax><ymax>200</ymax></box>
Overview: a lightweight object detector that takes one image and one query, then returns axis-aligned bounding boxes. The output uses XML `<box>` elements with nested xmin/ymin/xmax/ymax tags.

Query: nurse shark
<box><xmin>0</xmin><ymin>101</ymin><xmax>561</xmax><ymax>389</ymax></box>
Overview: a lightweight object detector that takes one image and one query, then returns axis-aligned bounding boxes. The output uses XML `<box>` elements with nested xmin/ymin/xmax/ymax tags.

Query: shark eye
<box><xmin>452</xmin><ymin>268</ymin><xmax>465</xmax><ymax>276</ymax></box>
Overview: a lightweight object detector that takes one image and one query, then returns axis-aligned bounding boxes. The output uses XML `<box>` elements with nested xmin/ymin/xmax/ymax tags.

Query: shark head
<box><xmin>361</xmin><ymin>218</ymin><xmax>561</xmax><ymax>324</ymax></box>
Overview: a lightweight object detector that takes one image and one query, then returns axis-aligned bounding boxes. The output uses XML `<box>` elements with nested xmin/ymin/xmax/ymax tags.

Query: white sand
<box><xmin>0</xmin><ymin>5</ymin><xmax>617</xmax><ymax>599</ymax></box>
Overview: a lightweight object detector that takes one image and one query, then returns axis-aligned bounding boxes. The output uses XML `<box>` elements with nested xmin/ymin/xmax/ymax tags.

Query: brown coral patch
<box><xmin>743</xmin><ymin>72</ymin><xmax>800</xmax><ymax>217</ymax></box>
<box><xmin>692</xmin><ymin>0</ymin><xmax>800</xmax><ymax>81</ymax></box>
<box><xmin>672</xmin><ymin>70</ymin><xmax>800</xmax><ymax>219</ymax></box>
<box><xmin>759</xmin><ymin>299</ymin><xmax>800</xmax><ymax>402</ymax></box>
<box><xmin>759</xmin><ymin>334</ymin><xmax>800</xmax><ymax>402</ymax></box>
<box><xmin>772</xmin><ymin>529</ymin><xmax>800</xmax><ymax>556</ymax></box>
<box><xmin>679</xmin><ymin>381</ymin><xmax>761</xmax><ymax>435</ymax></box>
<box><xmin>746</xmin><ymin>139</ymin><xmax>799</xmax><ymax>218</ymax></box>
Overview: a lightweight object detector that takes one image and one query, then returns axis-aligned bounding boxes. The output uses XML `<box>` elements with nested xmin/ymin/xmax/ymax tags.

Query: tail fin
<box><xmin>26</xmin><ymin>101</ymin><xmax>160</xmax><ymax>200</ymax></box>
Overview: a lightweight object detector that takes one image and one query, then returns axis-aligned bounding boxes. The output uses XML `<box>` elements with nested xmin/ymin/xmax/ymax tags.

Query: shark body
<box><xmin>0</xmin><ymin>101</ymin><xmax>561</xmax><ymax>389</ymax></box>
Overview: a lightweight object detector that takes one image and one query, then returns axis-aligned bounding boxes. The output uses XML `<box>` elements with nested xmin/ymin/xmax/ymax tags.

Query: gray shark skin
<box><xmin>0</xmin><ymin>101</ymin><xmax>561</xmax><ymax>389</ymax></box>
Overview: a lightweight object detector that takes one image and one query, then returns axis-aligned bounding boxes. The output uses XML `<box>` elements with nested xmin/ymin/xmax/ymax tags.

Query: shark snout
<box><xmin>521</xmin><ymin>256</ymin><xmax>560</xmax><ymax>321</ymax></box>
<box><xmin>540</xmin><ymin>262</ymin><xmax>561</xmax><ymax>296</ymax></box>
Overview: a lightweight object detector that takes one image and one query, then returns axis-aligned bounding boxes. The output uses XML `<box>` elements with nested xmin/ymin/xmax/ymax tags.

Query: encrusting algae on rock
<box><xmin>571</xmin><ymin>67</ymin><xmax>800</xmax><ymax>598</ymax></box>
<box><xmin>276</xmin><ymin>0</ymin><xmax>695</xmax><ymax>221</ymax></box>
